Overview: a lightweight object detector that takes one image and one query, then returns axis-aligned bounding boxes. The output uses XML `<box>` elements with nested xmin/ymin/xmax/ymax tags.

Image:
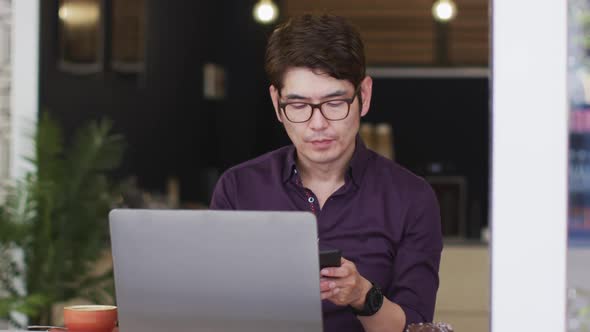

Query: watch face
<box><xmin>369</xmin><ymin>287</ymin><xmax>383</xmax><ymax>311</ymax></box>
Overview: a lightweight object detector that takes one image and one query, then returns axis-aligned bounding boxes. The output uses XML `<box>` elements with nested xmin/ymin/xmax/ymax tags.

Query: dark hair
<box><xmin>265</xmin><ymin>14</ymin><xmax>366</xmax><ymax>92</ymax></box>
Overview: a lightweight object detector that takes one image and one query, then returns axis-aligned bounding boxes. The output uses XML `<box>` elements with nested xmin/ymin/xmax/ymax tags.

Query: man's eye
<box><xmin>327</xmin><ymin>101</ymin><xmax>346</xmax><ymax>107</ymax></box>
<box><xmin>290</xmin><ymin>103</ymin><xmax>308</xmax><ymax>110</ymax></box>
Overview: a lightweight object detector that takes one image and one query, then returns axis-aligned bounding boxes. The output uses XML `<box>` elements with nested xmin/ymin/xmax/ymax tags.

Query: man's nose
<box><xmin>308</xmin><ymin>106</ymin><xmax>329</xmax><ymax>130</ymax></box>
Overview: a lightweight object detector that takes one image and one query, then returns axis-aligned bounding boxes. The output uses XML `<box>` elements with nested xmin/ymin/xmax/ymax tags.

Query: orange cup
<box><xmin>63</xmin><ymin>305</ymin><xmax>117</xmax><ymax>332</ymax></box>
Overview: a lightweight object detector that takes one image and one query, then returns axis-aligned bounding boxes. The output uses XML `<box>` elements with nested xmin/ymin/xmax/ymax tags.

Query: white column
<box><xmin>0</xmin><ymin>5</ymin><xmax>11</xmax><ymax>329</ymax></box>
<box><xmin>491</xmin><ymin>1</ymin><xmax>567</xmax><ymax>332</ymax></box>
<box><xmin>0</xmin><ymin>0</ymin><xmax>11</xmax><ymax>199</ymax></box>
<box><xmin>6</xmin><ymin>0</ymin><xmax>38</xmax><ymax>327</ymax></box>
<box><xmin>9</xmin><ymin>0</ymin><xmax>39</xmax><ymax>180</ymax></box>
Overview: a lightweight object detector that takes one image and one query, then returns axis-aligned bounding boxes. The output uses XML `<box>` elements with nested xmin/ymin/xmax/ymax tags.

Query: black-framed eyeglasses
<box><xmin>278</xmin><ymin>87</ymin><xmax>361</xmax><ymax>123</ymax></box>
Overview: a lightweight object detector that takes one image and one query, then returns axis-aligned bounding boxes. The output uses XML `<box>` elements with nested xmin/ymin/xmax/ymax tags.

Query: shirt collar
<box><xmin>281</xmin><ymin>135</ymin><xmax>372</xmax><ymax>185</ymax></box>
<box><xmin>282</xmin><ymin>145</ymin><xmax>298</xmax><ymax>183</ymax></box>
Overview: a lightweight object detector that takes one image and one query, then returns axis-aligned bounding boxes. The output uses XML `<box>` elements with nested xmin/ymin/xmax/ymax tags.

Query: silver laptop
<box><xmin>109</xmin><ymin>209</ymin><xmax>323</xmax><ymax>332</ymax></box>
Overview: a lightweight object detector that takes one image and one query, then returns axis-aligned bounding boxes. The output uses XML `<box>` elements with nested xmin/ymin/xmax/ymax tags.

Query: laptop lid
<box><xmin>109</xmin><ymin>209</ymin><xmax>323</xmax><ymax>332</ymax></box>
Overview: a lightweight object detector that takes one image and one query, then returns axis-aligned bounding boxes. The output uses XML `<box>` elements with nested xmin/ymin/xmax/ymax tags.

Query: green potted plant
<box><xmin>0</xmin><ymin>113</ymin><xmax>125</xmax><ymax>326</ymax></box>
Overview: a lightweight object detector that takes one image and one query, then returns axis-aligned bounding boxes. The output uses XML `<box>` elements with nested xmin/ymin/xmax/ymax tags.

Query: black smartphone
<box><xmin>319</xmin><ymin>248</ymin><xmax>342</xmax><ymax>269</ymax></box>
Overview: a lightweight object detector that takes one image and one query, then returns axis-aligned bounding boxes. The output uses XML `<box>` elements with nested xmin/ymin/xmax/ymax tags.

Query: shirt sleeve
<box><xmin>209</xmin><ymin>171</ymin><xmax>237</xmax><ymax>210</ymax></box>
<box><xmin>389</xmin><ymin>180</ymin><xmax>443</xmax><ymax>326</ymax></box>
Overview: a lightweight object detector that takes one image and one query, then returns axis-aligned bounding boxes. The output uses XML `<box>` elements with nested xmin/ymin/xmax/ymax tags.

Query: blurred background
<box><xmin>41</xmin><ymin>0</ymin><xmax>490</xmax><ymax>238</ymax></box>
<box><xmin>1</xmin><ymin>0</ymin><xmax>492</xmax><ymax>331</ymax></box>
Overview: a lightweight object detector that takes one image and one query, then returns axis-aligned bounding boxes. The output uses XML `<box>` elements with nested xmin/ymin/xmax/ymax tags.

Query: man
<box><xmin>210</xmin><ymin>14</ymin><xmax>442</xmax><ymax>332</ymax></box>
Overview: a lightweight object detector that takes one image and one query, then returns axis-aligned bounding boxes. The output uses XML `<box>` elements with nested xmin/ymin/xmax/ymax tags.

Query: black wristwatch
<box><xmin>350</xmin><ymin>282</ymin><xmax>384</xmax><ymax>316</ymax></box>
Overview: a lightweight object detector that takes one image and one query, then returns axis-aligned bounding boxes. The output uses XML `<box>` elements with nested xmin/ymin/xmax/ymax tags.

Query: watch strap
<box><xmin>350</xmin><ymin>282</ymin><xmax>383</xmax><ymax>316</ymax></box>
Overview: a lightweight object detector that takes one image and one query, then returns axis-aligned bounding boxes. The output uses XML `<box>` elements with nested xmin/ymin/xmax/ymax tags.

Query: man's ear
<box><xmin>269</xmin><ymin>85</ymin><xmax>283</xmax><ymax>123</ymax></box>
<box><xmin>359</xmin><ymin>76</ymin><xmax>373</xmax><ymax>117</ymax></box>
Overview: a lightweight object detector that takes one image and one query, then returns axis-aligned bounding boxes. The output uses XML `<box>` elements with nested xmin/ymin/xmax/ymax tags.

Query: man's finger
<box><xmin>320</xmin><ymin>289</ymin><xmax>334</xmax><ymax>300</ymax></box>
<box><xmin>320</xmin><ymin>279</ymin><xmax>336</xmax><ymax>292</ymax></box>
<box><xmin>328</xmin><ymin>276</ymin><xmax>357</xmax><ymax>290</ymax></box>
<box><xmin>321</xmin><ymin>288</ymin><xmax>342</xmax><ymax>300</ymax></box>
<box><xmin>320</xmin><ymin>266</ymin><xmax>350</xmax><ymax>278</ymax></box>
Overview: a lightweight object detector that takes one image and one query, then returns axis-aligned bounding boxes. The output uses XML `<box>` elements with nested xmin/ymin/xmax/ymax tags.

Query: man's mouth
<box><xmin>309</xmin><ymin>138</ymin><xmax>335</xmax><ymax>148</ymax></box>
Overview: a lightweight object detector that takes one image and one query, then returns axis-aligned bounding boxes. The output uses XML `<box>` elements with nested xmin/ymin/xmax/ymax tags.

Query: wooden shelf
<box><xmin>367</xmin><ymin>66</ymin><xmax>489</xmax><ymax>78</ymax></box>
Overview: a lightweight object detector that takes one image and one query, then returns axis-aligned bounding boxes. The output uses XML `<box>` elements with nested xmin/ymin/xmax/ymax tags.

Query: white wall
<box><xmin>5</xmin><ymin>0</ymin><xmax>38</xmax><ymax>327</ymax></box>
<box><xmin>491</xmin><ymin>0</ymin><xmax>567</xmax><ymax>331</ymax></box>
<box><xmin>9</xmin><ymin>0</ymin><xmax>38</xmax><ymax>179</ymax></box>
<box><xmin>0</xmin><ymin>0</ymin><xmax>11</xmax><ymax>197</ymax></box>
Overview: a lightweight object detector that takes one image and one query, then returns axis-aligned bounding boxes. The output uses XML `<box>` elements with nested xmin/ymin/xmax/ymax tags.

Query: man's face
<box><xmin>270</xmin><ymin>67</ymin><xmax>372</xmax><ymax>167</ymax></box>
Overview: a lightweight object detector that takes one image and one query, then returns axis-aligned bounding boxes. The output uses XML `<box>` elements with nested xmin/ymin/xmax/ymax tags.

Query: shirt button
<box><xmin>308</xmin><ymin>197</ymin><xmax>315</xmax><ymax>203</ymax></box>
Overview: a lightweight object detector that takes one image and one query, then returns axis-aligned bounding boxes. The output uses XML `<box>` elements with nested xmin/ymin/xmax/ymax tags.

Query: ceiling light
<box><xmin>58</xmin><ymin>2</ymin><xmax>100</xmax><ymax>26</ymax></box>
<box><xmin>253</xmin><ymin>0</ymin><xmax>278</xmax><ymax>24</ymax></box>
<box><xmin>432</xmin><ymin>0</ymin><xmax>457</xmax><ymax>22</ymax></box>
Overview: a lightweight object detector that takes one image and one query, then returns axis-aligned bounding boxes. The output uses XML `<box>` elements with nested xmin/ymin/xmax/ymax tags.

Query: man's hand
<box><xmin>320</xmin><ymin>257</ymin><xmax>373</xmax><ymax>309</ymax></box>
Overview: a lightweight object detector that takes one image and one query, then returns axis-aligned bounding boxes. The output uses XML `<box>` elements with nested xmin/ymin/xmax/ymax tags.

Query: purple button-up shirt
<box><xmin>210</xmin><ymin>137</ymin><xmax>442</xmax><ymax>332</ymax></box>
